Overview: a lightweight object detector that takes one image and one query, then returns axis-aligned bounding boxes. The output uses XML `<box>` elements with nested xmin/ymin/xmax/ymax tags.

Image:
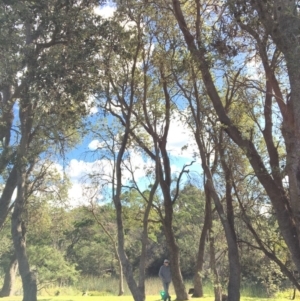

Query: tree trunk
<box><xmin>11</xmin><ymin>170</ymin><xmax>37</xmax><ymax>301</ymax></box>
<box><xmin>205</xmin><ymin>181</ymin><xmax>222</xmax><ymax>301</ymax></box>
<box><xmin>209</xmin><ymin>234</ymin><xmax>222</xmax><ymax>301</ymax></box>
<box><xmin>117</xmin><ymin>254</ymin><xmax>124</xmax><ymax>296</ymax></box>
<box><xmin>163</xmin><ymin>201</ymin><xmax>189</xmax><ymax>301</ymax></box>
<box><xmin>0</xmin><ymin>166</ymin><xmax>18</xmax><ymax>231</ymax></box>
<box><xmin>193</xmin><ymin>132</ymin><xmax>240</xmax><ymax>301</ymax></box>
<box><xmin>155</xmin><ymin>73</ymin><xmax>189</xmax><ymax>301</ymax></box>
<box><xmin>192</xmin><ymin>184</ymin><xmax>210</xmax><ymax>298</ymax></box>
<box><xmin>113</xmin><ymin>107</ymin><xmax>145</xmax><ymax>301</ymax></box>
<box><xmin>158</xmin><ymin>143</ymin><xmax>189</xmax><ymax>300</ymax></box>
<box><xmin>138</xmin><ymin>180</ymin><xmax>159</xmax><ymax>300</ymax></box>
<box><xmin>114</xmin><ymin>198</ymin><xmax>144</xmax><ymax>301</ymax></box>
<box><xmin>159</xmin><ymin>163</ymin><xmax>189</xmax><ymax>301</ymax></box>
<box><xmin>206</xmin><ymin>179</ymin><xmax>240</xmax><ymax>301</ymax></box>
<box><xmin>0</xmin><ymin>252</ymin><xmax>18</xmax><ymax>297</ymax></box>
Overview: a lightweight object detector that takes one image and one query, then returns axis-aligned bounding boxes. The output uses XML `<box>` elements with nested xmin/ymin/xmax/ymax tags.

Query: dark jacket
<box><xmin>159</xmin><ymin>265</ymin><xmax>172</xmax><ymax>283</ymax></box>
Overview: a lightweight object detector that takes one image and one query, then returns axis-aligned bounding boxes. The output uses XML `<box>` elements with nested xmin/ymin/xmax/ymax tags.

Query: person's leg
<box><xmin>163</xmin><ymin>282</ymin><xmax>170</xmax><ymax>299</ymax></box>
<box><xmin>166</xmin><ymin>282</ymin><xmax>170</xmax><ymax>300</ymax></box>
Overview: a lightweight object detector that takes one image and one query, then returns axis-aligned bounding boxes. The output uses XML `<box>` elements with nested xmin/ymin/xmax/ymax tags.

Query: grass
<box><xmin>1</xmin><ymin>277</ymin><xmax>300</xmax><ymax>301</ymax></box>
<box><xmin>0</xmin><ymin>295</ymin><xmax>300</xmax><ymax>301</ymax></box>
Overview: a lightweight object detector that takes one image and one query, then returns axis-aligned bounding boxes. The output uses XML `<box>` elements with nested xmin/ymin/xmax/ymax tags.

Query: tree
<box><xmin>1</xmin><ymin>1</ymin><xmax>105</xmax><ymax>300</ymax></box>
<box><xmin>170</xmin><ymin>0</ymin><xmax>300</xmax><ymax>279</ymax></box>
<box><xmin>92</xmin><ymin>4</ymin><xmax>192</xmax><ymax>298</ymax></box>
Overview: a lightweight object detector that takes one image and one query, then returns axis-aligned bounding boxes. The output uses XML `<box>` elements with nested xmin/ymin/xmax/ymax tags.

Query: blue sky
<box><xmin>56</xmin><ymin>3</ymin><xmax>207</xmax><ymax>206</ymax></box>
<box><xmin>62</xmin><ymin>108</ymin><xmax>203</xmax><ymax>206</ymax></box>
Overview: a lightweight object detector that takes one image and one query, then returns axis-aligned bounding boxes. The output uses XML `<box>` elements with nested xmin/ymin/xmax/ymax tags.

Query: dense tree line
<box><xmin>0</xmin><ymin>184</ymin><xmax>289</xmax><ymax>295</ymax></box>
<box><xmin>1</xmin><ymin>1</ymin><xmax>300</xmax><ymax>301</ymax></box>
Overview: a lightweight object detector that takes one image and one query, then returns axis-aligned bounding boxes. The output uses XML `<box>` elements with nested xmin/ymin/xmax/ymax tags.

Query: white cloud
<box><xmin>67</xmin><ymin>182</ymin><xmax>103</xmax><ymax>207</ymax></box>
<box><xmin>66</xmin><ymin>159</ymin><xmax>107</xmax><ymax>180</ymax></box>
<box><xmin>94</xmin><ymin>4</ymin><xmax>116</xmax><ymax>19</ymax></box>
<box><xmin>64</xmin><ymin>159</ymin><xmax>110</xmax><ymax>207</ymax></box>
<box><xmin>167</xmin><ymin>115</ymin><xmax>198</xmax><ymax>159</ymax></box>
<box><xmin>88</xmin><ymin>139</ymin><xmax>106</xmax><ymax>151</ymax></box>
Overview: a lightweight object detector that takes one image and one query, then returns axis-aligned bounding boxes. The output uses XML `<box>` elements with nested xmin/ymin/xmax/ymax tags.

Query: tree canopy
<box><xmin>1</xmin><ymin>1</ymin><xmax>300</xmax><ymax>301</ymax></box>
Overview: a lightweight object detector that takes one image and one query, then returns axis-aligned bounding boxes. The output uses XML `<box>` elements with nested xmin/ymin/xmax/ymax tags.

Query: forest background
<box><xmin>1</xmin><ymin>1</ymin><xmax>300</xmax><ymax>301</ymax></box>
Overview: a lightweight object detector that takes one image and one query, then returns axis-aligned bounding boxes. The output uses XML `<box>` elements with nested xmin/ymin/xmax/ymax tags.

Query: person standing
<box><xmin>159</xmin><ymin>259</ymin><xmax>172</xmax><ymax>301</ymax></box>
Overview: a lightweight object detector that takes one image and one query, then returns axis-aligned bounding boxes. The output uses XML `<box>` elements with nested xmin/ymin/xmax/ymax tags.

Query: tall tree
<box><xmin>93</xmin><ymin>4</ymin><xmax>191</xmax><ymax>298</ymax></box>
<box><xmin>1</xmin><ymin>1</ymin><xmax>105</xmax><ymax>300</ymax></box>
<box><xmin>170</xmin><ymin>0</ymin><xmax>300</xmax><ymax>279</ymax></box>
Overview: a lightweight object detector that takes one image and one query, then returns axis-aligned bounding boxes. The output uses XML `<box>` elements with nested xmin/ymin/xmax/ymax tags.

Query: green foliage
<box><xmin>1</xmin><ymin>1</ymin><xmax>298</xmax><ymax>299</ymax></box>
<box><xmin>27</xmin><ymin>245</ymin><xmax>78</xmax><ymax>287</ymax></box>
<box><xmin>0</xmin><ymin>217</ymin><xmax>14</xmax><ymax>278</ymax></box>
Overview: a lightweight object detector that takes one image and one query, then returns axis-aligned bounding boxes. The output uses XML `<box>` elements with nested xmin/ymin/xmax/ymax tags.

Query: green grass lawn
<box><xmin>0</xmin><ymin>295</ymin><xmax>299</xmax><ymax>301</ymax></box>
<box><xmin>1</xmin><ymin>277</ymin><xmax>299</xmax><ymax>301</ymax></box>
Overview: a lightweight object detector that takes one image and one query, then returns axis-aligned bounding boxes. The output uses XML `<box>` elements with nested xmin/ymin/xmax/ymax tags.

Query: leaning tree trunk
<box><xmin>114</xmin><ymin>195</ymin><xmax>145</xmax><ymax>301</ymax></box>
<box><xmin>12</xmin><ymin>170</ymin><xmax>37</xmax><ymax>301</ymax></box>
<box><xmin>251</xmin><ymin>0</ymin><xmax>300</xmax><ymax>256</ymax></box>
<box><xmin>113</xmin><ymin>111</ymin><xmax>145</xmax><ymax>301</ymax></box>
<box><xmin>0</xmin><ymin>166</ymin><xmax>18</xmax><ymax>231</ymax></box>
<box><xmin>0</xmin><ymin>252</ymin><xmax>18</xmax><ymax>297</ymax></box>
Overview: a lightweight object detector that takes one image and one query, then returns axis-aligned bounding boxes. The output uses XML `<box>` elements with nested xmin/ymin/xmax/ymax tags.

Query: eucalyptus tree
<box><xmin>168</xmin><ymin>0</ymin><xmax>300</xmax><ymax>278</ymax></box>
<box><xmin>164</xmin><ymin>40</ymin><xmax>241</xmax><ymax>298</ymax></box>
<box><xmin>88</xmin><ymin>109</ymin><xmax>161</xmax><ymax>300</ymax></box>
<box><xmin>92</xmin><ymin>11</ymin><xmax>162</xmax><ymax>298</ymax></box>
<box><xmin>93</xmin><ymin>3</ymin><xmax>192</xmax><ymax>299</ymax></box>
<box><xmin>0</xmin><ymin>1</ymin><xmax>106</xmax><ymax>300</ymax></box>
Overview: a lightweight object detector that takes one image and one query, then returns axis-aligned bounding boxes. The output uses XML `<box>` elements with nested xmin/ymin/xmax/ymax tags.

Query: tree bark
<box><xmin>11</xmin><ymin>72</ymin><xmax>37</xmax><ymax>301</ymax></box>
<box><xmin>162</xmin><ymin>196</ymin><xmax>189</xmax><ymax>301</ymax></box>
<box><xmin>156</xmin><ymin>69</ymin><xmax>189</xmax><ymax>301</ymax></box>
<box><xmin>117</xmin><ymin>257</ymin><xmax>124</xmax><ymax>296</ymax></box>
<box><xmin>204</xmin><ymin>181</ymin><xmax>222</xmax><ymax>301</ymax></box>
<box><xmin>0</xmin><ymin>252</ymin><xmax>18</xmax><ymax>297</ymax></box>
<box><xmin>11</xmin><ymin>171</ymin><xmax>37</xmax><ymax>301</ymax></box>
<box><xmin>192</xmin><ymin>130</ymin><xmax>240</xmax><ymax>301</ymax></box>
<box><xmin>209</xmin><ymin>235</ymin><xmax>222</xmax><ymax>301</ymax></box>
<box><xmin>0</xmin><ymin>166</ymin><xmax>18</xmax><ymax>231</ymax></box>
<box><xmin>112</xmin><ymin>42</ymin><xmax>146</xmax><ymax>299</ymax></box>
<box><xmin>114</xmin><ymin>130</ymin><xmax>145</xmax><ymax>301</ymax></box>
<box><xmin>138</xmin><ymin>180</ymin><xmax>159</xmax><ymax>300</ymax></box>
<box><xmin>114</xmin><ymin>192</ymin><xmax>144</xmax><ymax>301</ymax></box>
<box><xmin>192</xmin><ymin>187</ymin><xmax>210</xmax><ymax>297</ymax></box>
